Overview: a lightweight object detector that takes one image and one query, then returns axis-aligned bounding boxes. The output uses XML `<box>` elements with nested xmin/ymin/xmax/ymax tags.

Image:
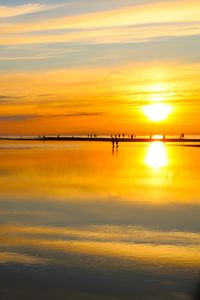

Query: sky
<box><xmin>0</xmin><ymin>0</ymin><xmax>200</xmax><ymax>135</ymax></box>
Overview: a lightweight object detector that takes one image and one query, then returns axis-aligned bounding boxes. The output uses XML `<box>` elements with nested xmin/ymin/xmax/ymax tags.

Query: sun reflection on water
<box><xmin>146</xmin><ymin>142</ymin><xmax>168</xmax><ymax>169</ymax></box>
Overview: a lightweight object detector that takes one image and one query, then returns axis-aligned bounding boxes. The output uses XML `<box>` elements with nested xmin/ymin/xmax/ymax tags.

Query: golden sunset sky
<box><xmin>0</xmin><ymin>0</ymin><xmax>200</xmax><ymax>135</ymax></box>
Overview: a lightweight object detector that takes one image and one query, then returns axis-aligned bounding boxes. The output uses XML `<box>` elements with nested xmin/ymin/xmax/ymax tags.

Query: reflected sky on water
<box><xmin>0</xmin><ymin>141</ymin><xmax>199</xmax><ymax>299</ymax></box>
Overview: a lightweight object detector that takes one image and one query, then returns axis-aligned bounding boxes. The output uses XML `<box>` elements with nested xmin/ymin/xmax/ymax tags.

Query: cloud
<box><xmin>1</xmin><ymin>22</ymin><xmax>199</xmax><ymax>46</ymax></box>
<box><xmin>0</xmin><ymin>95</ymin><xmax>14</xmax><ymax>100</ymax></box>
<box><xmin>64</xmin><ymin>112</ymin><xmax>103</xmax><ymax>117</ymax></box>
<box><xmin>0</xmin><ymin>23</ymin><xmax>200</xmax><ymax>46</ymax></box>
<box><xmin>0</xmin><ymin>114</ymin><xmax>39</xmax><ymax>122</ymax></box>
<box><xmin>0</xmin><ymin>55</ymin><xmax>52</xmax><ymax>61</ymax></box>
<box><xmin>0</xmin><ymin>62</ymin><xmax>199</xmax><ymax>102</ymax></box>
<box><xmin>0</xmin><ymin>0</ymin><xmax>199</xmax><ymax>46</ymax></box>
<box><xmin>0</xmin><ymin>3</ymin><xmax>61</xmax><ymax>19</ymax></box>
<box><xmin>1</xmin><ymin>0</ymin><xmax>200</xmax><ymax>33</ymax></box>
<box><xmin>0</xmin><ymin>95</ymin><xmax>24</xmax><ymax>105</ymax></box>
<box><xmin>0</xmin><ymin>112</ymin><xmax>104</xmax><ymax>122</ymax></box>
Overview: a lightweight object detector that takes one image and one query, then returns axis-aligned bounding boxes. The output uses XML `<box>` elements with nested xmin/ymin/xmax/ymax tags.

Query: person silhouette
<box><xmin>112</xmin><ymin>138</ymin><xmax>115</xmax><ymax>148</ymax></box>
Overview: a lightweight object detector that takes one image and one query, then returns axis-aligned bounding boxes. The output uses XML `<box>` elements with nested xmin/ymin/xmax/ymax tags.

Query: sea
<box><xmin>0</xmin><ymin>138</ymin><xmax>199</xmax><ymax>300</ymax></box>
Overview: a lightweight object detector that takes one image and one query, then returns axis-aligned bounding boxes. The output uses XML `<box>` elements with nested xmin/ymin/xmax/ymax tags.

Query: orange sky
<box><xmin>0</xmin><ymin>0</ymin><xmax>200</xmax><ymax>135</ymax></box>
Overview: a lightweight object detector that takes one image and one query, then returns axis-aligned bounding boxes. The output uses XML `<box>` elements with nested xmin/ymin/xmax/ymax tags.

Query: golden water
<box><xmin>0</xmin><ymin>141</ymin><xmax>199</xmax><ymax>299</ymax></box>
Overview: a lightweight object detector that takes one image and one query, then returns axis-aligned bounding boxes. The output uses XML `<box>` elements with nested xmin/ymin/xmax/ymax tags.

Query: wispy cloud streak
<box><xmin>0</xmin><ymin>112</ymin><xmax>104</xmax><ymax>122</ymax></box>
<box><xmin>0</xmin><ymin>3</ymin><xmax>61</xmax><ymax>19</ymax></box>
<box><xmin>1</xmin><ymin>23</ymin><xmax>200</xmax><ymax>46</ymax></box>
<box><xmin>0</xmin><ymin>0</ymin><xmax>199</xmax><ymax>46</ymax></box>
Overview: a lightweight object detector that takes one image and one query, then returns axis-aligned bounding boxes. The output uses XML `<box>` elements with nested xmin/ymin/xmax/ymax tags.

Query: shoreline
<box><xmin>1</xmin><ymin>136</ymin><xmax>200</xmax><ymax>143</ymax></box>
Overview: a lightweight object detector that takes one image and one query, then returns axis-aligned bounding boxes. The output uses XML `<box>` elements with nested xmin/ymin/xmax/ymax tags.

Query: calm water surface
<box><xmin>0</xmin><ymin>141</ymin><xmax>199</xmax><ymax>300</ymax></box>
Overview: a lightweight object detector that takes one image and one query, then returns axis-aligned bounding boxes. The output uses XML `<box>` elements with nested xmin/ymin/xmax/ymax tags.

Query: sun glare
<box><xmin>149</xmin><ymin>83</ymin><xmax>166</xmax><ymax>93</ymax></box>
<box><xmin>146</xmin><ymin>142</ymin><xmax>167</xmax><ymax>169</ymax></box>
<box><xmin>143</xmin><ymin>103</ymin><xmax>171</xmax><ymax>122</ymax></box>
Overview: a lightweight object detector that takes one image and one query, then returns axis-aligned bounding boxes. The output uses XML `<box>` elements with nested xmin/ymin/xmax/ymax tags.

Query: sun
<box><xmin>143</xmin><ymin>103</ymin><xmax>171</xmax><ymax>122</ymax></box>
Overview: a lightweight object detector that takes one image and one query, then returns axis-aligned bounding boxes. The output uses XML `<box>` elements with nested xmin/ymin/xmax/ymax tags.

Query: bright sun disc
<box><xmin>143</xmin><ymin>103</ymin><xmax>171</xmax><ymax>122</ymax></box>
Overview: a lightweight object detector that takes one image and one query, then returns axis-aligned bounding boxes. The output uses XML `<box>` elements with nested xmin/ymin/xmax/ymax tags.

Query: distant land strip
<box><xmin>1</xmin><ymin>136</ymin><xmax>200</xmax><ymax>144</ymax></box>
